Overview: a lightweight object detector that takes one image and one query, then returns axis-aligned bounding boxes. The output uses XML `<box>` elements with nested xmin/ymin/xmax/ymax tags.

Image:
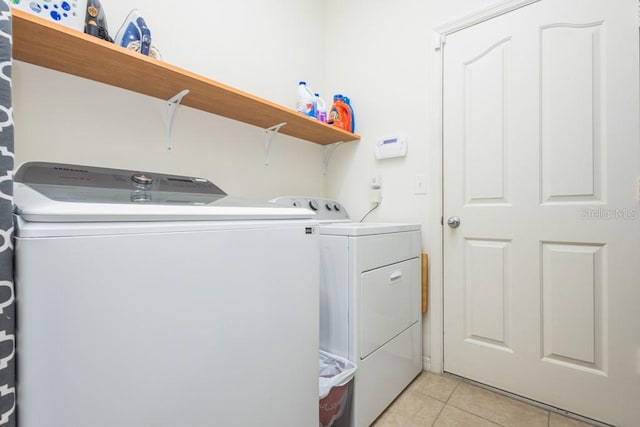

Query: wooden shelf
<box><xmin>12</xmin><ymin>9</ymin><xmax>360</xmax><ymax>145</ymax></box>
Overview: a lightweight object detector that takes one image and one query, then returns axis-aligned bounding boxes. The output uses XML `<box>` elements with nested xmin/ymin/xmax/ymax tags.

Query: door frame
<box><xmin>427</xmin><ymin>0</ymin><xmax>541</xmax><ymax>374</ymax></box>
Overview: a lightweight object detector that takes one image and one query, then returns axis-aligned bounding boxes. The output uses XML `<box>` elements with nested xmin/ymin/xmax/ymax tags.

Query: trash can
<box><xmin>319</xmin><ymin>350</ymin><xmax>357</xmax><ymax>427</ymax></box>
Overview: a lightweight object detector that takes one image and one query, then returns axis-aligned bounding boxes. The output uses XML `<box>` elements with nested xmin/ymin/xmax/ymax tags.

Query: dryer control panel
<box><xmin>271</xmin><ymin>197</ymin><xmax>350</xmax><ymax>222</ymax></box>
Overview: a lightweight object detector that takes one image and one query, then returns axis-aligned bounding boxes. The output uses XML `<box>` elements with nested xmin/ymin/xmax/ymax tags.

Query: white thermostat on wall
<box><xmin>375</xmin><ymin>135</ymin><xmax>408</xmax><ymax>159</ymax></box>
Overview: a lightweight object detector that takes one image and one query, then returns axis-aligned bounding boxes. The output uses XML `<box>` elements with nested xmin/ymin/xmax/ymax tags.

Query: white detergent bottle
<box><xmin>296</xmin><ymin>81</ymin><xmax>316</xmax><ymax>117</ymax></box>
<box><xmin>315</xmin><ymin>93</ymin><xmax>327</xmax><ymax>122</ymax></box>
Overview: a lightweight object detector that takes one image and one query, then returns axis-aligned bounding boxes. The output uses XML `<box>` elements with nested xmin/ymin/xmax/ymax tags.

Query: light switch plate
<box><xmin>415</xmin><ymin>174</ymin><xmax>427</xmax><ymax>195</ymax></box>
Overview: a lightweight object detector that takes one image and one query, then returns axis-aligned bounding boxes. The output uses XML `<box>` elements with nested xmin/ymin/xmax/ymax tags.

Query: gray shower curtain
<box><xmin>0</xmin><ymin>1</ymin><xmax>15</xmax><ymax>425</ymax></box>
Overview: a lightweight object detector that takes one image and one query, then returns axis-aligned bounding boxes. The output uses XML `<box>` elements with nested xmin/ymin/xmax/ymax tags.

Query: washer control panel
<box><xmin>271</xmin><ymin>196</ymin><xmax>349</xmax><ymax>222</ymax></box>
<box><xmin>14</xmin><ymin>161</ymin><xmax>227</xmax><ymax>205</ymax></box>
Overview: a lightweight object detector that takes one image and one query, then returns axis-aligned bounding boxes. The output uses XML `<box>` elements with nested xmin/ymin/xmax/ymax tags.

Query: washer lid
<box><xmin>319</xmin><ymin>222</ymin><xmax>420</xmax><ymax>236</ymax></box>
<box><xmin>14</xmin><ymin>162</ymin><xmax>315</xmax><ymax>222</ymax></box>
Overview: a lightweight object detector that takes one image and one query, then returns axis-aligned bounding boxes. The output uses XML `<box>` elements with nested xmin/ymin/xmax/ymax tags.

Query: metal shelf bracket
<box><xmin>264</xmin><ymin>122</ymin><xmax>287</xmax><ymax>166</ymax></box>
<box><xmin>322</xmin><ymin>142</ymin><xmax>344</xmax><ymax>175</ymax></box>
<box><xmin>166</xmin><ymin>89</ymin><xmax>190</xmax><ymax>150</ymax></box>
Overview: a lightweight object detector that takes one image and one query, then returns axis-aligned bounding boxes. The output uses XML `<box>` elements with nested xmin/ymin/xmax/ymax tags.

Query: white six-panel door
<box><xmin>443</xmin><ymin>1</ymin><xmax>640</xmax><ymax>425</ymax></box>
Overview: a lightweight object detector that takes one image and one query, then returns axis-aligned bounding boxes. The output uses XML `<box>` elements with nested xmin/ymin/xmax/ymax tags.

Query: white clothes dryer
<box><xmin>272</xmin><ymin>197</ymin><xmax>423</xmax><ymax>427</ymax></box>
<box><xmin>14</xmin><ymin>163</ymin><xmax>320</xmax><ymax>427</ymax></box>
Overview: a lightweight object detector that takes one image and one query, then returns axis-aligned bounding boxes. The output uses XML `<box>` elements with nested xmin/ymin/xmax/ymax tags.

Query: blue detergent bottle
<box><xmin>343</xmin><ymin>96</ymin><xmax>355</xmax><ymax>133</ymax></box>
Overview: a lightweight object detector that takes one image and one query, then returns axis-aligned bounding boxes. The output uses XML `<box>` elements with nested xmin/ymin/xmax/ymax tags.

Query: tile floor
<box><xmin>372</xmin><ymin>371</ymin><xmax>598</xmax><ymax>427</ymax></box>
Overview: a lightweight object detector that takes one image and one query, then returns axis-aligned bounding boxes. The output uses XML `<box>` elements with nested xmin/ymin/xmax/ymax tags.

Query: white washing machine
<box><xmin>272</xmin><ymin>197</ymin><xmax>423</xmax><ymax>427</ymax></box>
<box><xmin>14</xmin><ymin>162</ymin><xmax>320</xmax><ymax>427</ymax></box>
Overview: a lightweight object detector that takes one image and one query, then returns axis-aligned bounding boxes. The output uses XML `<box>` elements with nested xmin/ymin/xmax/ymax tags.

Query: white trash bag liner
<box><xmin>319</xmin><ymin>350</ymin><xmax>356</xmax><ymax>399</ymax></box>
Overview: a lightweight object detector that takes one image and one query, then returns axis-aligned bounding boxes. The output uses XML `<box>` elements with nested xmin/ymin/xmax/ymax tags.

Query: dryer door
<box><xmin>360</xmin><ymin>257</ymin><xmax>420</xmax><ymax>359</ymax></box>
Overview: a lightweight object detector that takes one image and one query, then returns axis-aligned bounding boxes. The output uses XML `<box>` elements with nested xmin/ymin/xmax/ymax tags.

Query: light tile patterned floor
<box><xmin>372</xmin><ymin>371</ymin><xmax>597</xmax><ymax>427</ymax></box>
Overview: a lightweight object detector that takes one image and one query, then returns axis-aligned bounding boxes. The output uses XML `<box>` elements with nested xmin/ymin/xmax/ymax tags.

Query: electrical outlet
<box><xmin>370</xmin><ymin>174</ymin><xmax>382</xmax><ymax>189</ymax></box>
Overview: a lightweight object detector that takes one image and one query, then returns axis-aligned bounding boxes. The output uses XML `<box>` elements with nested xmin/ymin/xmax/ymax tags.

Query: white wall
<box><xmin>15</xmin><ymin>0</ymin><xmax>511</xmax><ymax>369</ymax></box>
<box><xmin>323</xmin><ymin>0</ymin><xmax>507</xmax><ymax>368</ymax></box>
<box><xmin>14</xmin><ymin>0</ymin><xmax>328</xmax><ymax>201</ymax></box>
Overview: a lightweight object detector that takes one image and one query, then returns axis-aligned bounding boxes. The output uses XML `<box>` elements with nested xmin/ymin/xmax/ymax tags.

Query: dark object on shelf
<box><xmin>84</xmin><ymin>0</ymin><xmax>113</xmax><ymax>42</ymax></box>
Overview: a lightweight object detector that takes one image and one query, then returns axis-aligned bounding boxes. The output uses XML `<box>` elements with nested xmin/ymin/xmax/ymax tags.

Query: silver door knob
<box><xmin>447</xmin><ymin>216</ymin><xmax>461</xmax><ymax>228</ymax></box>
